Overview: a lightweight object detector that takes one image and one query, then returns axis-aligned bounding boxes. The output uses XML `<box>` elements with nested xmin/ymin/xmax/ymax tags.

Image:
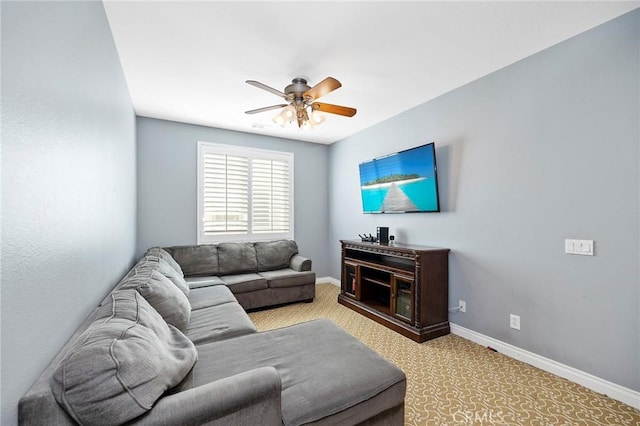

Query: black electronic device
<box><xmin>359</xmin><ymin>233</ymin><xmax>377</xmax><ymax>243</ymax></box>
<box><xmin>377</xmin><ymin>227</ymin><xmax>389</xmax><ymax>244</ymax></box>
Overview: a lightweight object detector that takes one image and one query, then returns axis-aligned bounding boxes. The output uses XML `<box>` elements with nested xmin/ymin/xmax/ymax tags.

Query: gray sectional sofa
<box><xmin>19</xmin><ymin>240</ymin><xmax>406</xmax><ymax>425</ymax></box>
<box><xmin>163</xmin><ymin>240</ymin><xmax>316</xmax><ymax>311</ymax></box>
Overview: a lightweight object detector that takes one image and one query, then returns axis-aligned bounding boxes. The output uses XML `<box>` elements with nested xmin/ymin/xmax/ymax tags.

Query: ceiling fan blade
<box><xmin>304</xmin><ymin>77</ymin><xmax>341</xmax><ymax>101</ymax></box>
<box><xmin>311</xmin><ymin>102</ymin><xmax>357</xmax><ymax>117</ymax></box>
<box><xmin>246</xmin><ymin>80</ymin><xmax>290</xmax><ymax>100</ymax></box>
<box><xmin>245</xmin><ymin>104</ymin><xmax>288</xmax><ymax>114</ymax></box>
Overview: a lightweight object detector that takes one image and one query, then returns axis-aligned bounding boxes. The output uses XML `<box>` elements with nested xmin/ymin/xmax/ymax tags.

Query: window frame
<box><xmin>197</xmin><ymin>141</ymin><xmax>294</xmax><ymax>244</ymax></box>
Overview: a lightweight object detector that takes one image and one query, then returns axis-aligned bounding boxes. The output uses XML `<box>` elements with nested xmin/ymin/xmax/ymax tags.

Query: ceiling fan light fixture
<box><xmin>310</xmin><ymin>110</ymin><xmax>325</xmax><ymax>125</ymax></box>
<box><xmin>247</xmin><ymin>76</ymin><xmax>356</xmax><ymax>131</ymax></box>
<box><xmin>272</xmin><ymin>105</ymin><xmax>297</xmax><ymax>127</ymax></box>
<box><xmin>301</xmin><ymin>119</ymin><xmax>314</xmax><ymax>131</ymax></box>
<box><xmin>272</xmin><ymin>111</ymin><xmax>286</xmax><ymax>127</ymax></box>
<box><xmin>283</xmin><ymin>105</ymin><xmax>295</xmax><ymax>120</ymax></box>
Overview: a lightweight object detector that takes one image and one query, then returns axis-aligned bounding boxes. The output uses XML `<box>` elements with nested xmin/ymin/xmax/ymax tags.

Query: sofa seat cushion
<box><xmin>259</xmin><ymin>268</ymin><xmax>316</xmax><ymax>289</ymax></box>
<box><xmin>188</xmin><ymin>285</ymin><xmax>237</xmax><ymax>311</ymax></box>
<box><xmin>185</xmin><ymin>275</ymin><xmax>225</xmax><ymax>289</ymax></box>
<box><xmin>51</xmin><ymin>290</ymin><xmax>197</xmax><ymax>426</ymax></box>
<box><xmin>217</xmin><ymin>242</ymin><xmax>258</xmax><ymax>275</ymax></box>
<box><xmin>220</xmin><ymin>273</ymin><xmax>268</xmax><ymax>294</ymax></box>
<box><xmin>183</xmin><ymin>319</ymin><xmax>406</xmax><ymax>426</ymax></box>
<box><xmin>186</xmin><ymin>303</ymin><xmax>256</xmax><ymax>345</ymax></box>
<box><xmin>254</xmin><ymin>240</ymin><xmax>298</xmax><ymax>272</ymax></box>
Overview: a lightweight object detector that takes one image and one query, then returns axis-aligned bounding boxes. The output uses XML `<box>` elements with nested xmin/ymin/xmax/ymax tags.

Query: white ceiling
<box><xmin>103</xmin><ymin>1</ymin><xmax>638</xmax><ymax>145</ymax></box>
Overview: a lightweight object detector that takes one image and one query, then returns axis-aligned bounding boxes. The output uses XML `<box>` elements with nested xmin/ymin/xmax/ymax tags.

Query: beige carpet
<box><xmin>249</xmin><ymin>283</ymin><xmax>640</xmax><ymax>425</ymax></box>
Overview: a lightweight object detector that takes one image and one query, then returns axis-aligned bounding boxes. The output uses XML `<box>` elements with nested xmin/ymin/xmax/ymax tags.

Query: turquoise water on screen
<box><xmin>361</xmin><ymin>178</ymin><xmax>438</xmax><ymax>213</ymax></box>
<box><xmin>361</xmin><ymin>187</ymin><xmax>389</xmax><ymax>212</ymax></box>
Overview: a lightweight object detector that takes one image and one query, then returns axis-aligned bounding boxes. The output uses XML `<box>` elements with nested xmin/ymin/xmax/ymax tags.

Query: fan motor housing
<box><xmin>285</xmin><ymin>78</ymin><xmax>311</xmax><ymax>98</ymax></box>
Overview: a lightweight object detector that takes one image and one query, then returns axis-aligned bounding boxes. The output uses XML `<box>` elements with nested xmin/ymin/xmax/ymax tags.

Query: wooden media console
<box><xmin>338</xmin><ymin>240</ymin><xmax>450</xmax><ymax>343</ymax></box>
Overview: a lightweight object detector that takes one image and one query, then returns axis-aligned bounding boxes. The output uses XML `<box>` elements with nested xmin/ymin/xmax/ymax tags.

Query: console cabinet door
<box><xmin>343</xmin><ymin>261</ymin><xmax>360</xmax><ymax>299</ymax></box>
<box><xmin>392</xmin><ymin>274</ymin><xmax>414</xmax><ymax>323</ymax></box>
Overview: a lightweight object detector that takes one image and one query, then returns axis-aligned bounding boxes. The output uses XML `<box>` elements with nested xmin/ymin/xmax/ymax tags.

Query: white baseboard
<box><xmin>316</xmin><ymin>276</ymin><xmax>340</xmax><ymax>286</ymax></box>
<box><xmin>450</xmin><ymin>323</ymin><xmax>640</xmax><ymax>410</ymax></box>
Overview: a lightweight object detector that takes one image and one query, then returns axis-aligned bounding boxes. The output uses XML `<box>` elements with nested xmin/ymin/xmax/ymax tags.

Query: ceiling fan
<box><xmin>244</xmin><ymin>77</ymin><xmax>357</xmax><ymax>129</ymax></box>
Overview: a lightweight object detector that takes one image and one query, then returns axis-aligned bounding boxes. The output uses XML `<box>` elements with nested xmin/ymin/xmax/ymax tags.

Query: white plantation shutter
<box><xmin>252</xmin><ymin>158</ymin><xmax>291</xmax><ymax>234</ymax></box>
<box><xmin>201</xmin><ymin>152</ymin><xmax>248</xmax><ymax>235</ymax></box>
<box><xmin>198</xmin><ymin>142</ymin><xmax>294</xmax><ymax>243</ymax></box>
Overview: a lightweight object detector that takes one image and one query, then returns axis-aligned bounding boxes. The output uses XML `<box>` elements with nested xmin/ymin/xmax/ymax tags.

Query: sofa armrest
<box><xmin>290</xmin><ymin>254</ymin><xmax>312</xmax><ymax>272</ymax></box>
<box><xmin>130</xmin><ymin>367</ymin><xmax>282</xmax><ymax>426</ymax></box>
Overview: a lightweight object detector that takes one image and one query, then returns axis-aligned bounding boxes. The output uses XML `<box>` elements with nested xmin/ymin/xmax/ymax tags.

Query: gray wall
<box><xmin>1</xmin><ymin>2</ymin><xmax>137</xmax><ymax>425</ymax></box>
<box><xmin>329</xmin><ymin>10</ymin><xmax>639</xmax><ymax>391</ymax></box>
<box><xmin>136</xmin><ymin>117</ymin><xmax>331</xmax><ymax>276</ymax></box>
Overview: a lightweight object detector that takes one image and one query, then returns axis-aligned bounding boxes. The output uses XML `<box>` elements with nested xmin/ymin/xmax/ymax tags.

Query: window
<box><xmin>197</xmin><ymin>142</ymin><xmax>294</xmax><ymax>243</ymax></box>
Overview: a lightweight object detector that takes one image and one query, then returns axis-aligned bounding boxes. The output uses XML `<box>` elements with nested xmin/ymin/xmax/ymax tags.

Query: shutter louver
<box><xmin>252</xmin><ymin>158</ymin><xmax>290</xmax><ymax>234</ymax></box>
<box><xmin>202</xmin><ymin>152</ymin><xmax>248</xmax><ymax>235</ymax></box>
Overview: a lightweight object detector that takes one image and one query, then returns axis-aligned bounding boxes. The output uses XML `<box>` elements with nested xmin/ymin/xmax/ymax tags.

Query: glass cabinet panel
<box><xmin>343</xmin><ymin>262</ymin><xmax>358</xmax><ymax>298</ymax></box>
<box><xmin>393</xmin><ymin>275</ymin><xmax>413</xmax><ymax>322</ymax></box>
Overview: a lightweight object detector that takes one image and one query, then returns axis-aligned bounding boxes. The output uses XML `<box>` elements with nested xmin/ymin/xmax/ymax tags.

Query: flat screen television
<box><xmin>359</xmin><ymin>142</ymin><xmax>440</xmax><ymax>213</ymax></box>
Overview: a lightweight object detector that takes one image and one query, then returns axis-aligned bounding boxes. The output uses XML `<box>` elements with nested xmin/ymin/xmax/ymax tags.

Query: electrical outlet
<box><xmin>459</xmin><ymin>300</ymin><xmax>466</xmax><ymax>313</ymax></box>
<box><xmin>510</xmin><ymin>314</ymin><xmax>521</xmax><ymax>330</ymax></box>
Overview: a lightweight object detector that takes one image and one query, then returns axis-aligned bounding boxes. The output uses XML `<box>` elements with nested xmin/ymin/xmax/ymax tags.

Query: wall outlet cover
<box><xmin>510</xmin><ymin>314</ymin><xmax>521</xmax><ymax>330</ymax></box>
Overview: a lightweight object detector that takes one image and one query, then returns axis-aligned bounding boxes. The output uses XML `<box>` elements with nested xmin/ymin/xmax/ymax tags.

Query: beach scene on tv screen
<box><xmin>359</xmin><ymin>145</ymin><xmax>439</xmax><ymax>213</ymax></box>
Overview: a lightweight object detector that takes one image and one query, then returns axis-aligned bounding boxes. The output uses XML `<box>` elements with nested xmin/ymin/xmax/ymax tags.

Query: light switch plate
<box><xmin>565</xmin><ymin>239</ymin><xmax>594</xmax><ymax>256</ymax></box>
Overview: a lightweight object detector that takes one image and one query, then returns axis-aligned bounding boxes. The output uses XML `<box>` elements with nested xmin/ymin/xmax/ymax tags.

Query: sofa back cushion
<box><xmin>254</xmin><ymin>240</ymin><xmax>299</xmax><ymax>272</ymax></box>
<box><xmin>138</xmin><ymin>255</ymin><xmax>190</xmax><ymax>296</ymax></box>
<box><xmin>164</xmin><ymin>244</ymin><xmax>219</xmax><ymax>277</ymax></box>
<box><xmin>136</xmin><ymin>269</ymin><xmax>191</xmax><ymax>332</ymax></box>
<box><xmin>113</xmin><ymin>264</ymin><xmax>191</xmax><ymax>332</ymax></box>
<box><xmin>51</xmin><ymin>290</ymin><xmax>197</xmax><ymax>426</ymax></box>
<box><xmin>146</xmin><ymin>246</ymin><xmax>184</xmax><ymax>277</ymax></box>
<box><xmin>218</xmin><ymin>242</ymin><xmax>258</xmax><ymax>275</ymax></box>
